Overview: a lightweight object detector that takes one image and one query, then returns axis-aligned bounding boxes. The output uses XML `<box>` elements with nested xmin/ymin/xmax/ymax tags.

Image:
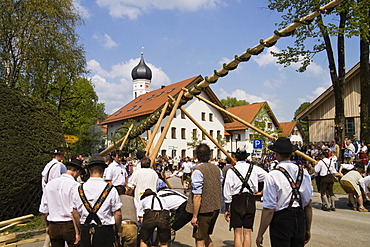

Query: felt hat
<box><xmin>136</xmin><ymin>150</ymin><xmax>146</xmax><ymax>160</ymax></box>
<box><xmin>140</xmin><ymin>188</ymin><xmax>156</xmax><ymax>200</ymax></box>
<box><xmin>268</xmin><ymin>137</ymin><xmax>298</xmax><ymax>153</ymax></box>
<box><xmin>232</xmin><ymin>146</ymin><xmax>250</xmax><ymax>160</ymax></box>
<box><xmin>52</xmin><ymin>147</ymin><xmax>66</xmax><ymax>155</ymax></box>
<box><xmin>87</xmin><ymin>153</ymin><xmax>107</xmax><ymax>168</ymax></box>
<box><xmin>65</xmin><ymin>159</ymin><xmax>86</xmax><ymax>175</ymax></box>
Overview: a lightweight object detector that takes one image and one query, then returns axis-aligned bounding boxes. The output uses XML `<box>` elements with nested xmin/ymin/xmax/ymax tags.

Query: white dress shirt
<box><xmin>138</xmin><ymin>195</ymin><xmax>169</xmax><ymax>217</ymax></box>
<box><xmin>41</xmin><ymin>158</ymin><xmax>67</xmax><ymax>191</ymax></box>
<box><xmin>39</xmin><ymin>174</ymin><xmax>78</xmax><ymax>222</ymax></box>
<box><xmin>157</xmin><ymin>188</ymin><xmax>187</xmax><ymax>211</ymax></box>
<box><xmin>223</xmin><ymin>161</ymin><xmax>267</xmax><ymax>203</ymax></box>
<box><xmin>315</xmin><ymin>157</ymin><xmax>337</xmax><ymax>176</ymax></box>
<box><xmin>103</xmin><ymin>160</ymin><xmax>127</xmax><ymax>186</ymax></box>
<box><xmin>73</xmin><ymin>177</ymin><xmax>122</xmax><ymax>225</ymax></box>
<box><xmin>359</xmin><ymin>176</ymin><xmax>370</xmax><ymax>194</ymax></box>
<box><xmin>262</xmin><ymin>161</ymin><xmax>313</xmax><ymax>211</ymax></box>
<box><xmin>128</xmin><ymin>168</ymin><xmax>158</xmax><ymax>201</ymax></box>
<box><xmin>182</xmin><ymin>161</ymin><xmax>193</xmax><ymax>173</ymax></box>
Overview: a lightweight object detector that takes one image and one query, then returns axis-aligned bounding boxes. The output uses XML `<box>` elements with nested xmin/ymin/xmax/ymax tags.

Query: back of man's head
<box><xmin>195</xmin><ymin>143</ymin><xmax>211</xmax><ymax>163</ymax></box>
<box><xmin>141</xmin><ymin>156</ymin><xmax>151</xmax><ymax>168</ymax></box>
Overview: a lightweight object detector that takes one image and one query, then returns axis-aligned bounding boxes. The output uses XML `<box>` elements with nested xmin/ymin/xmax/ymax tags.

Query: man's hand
<box><xmin>304</xmin><ymin>230</ymin><xmax>311</xmax><ymax>245</ymax></box>
<box><xmin>74</xmin><ymin>233</ymin><xmax>80</xmax><ymax>245</ymax></box>
<box><xmin>256</xmin><ymin>234</ymin><xmax>263</xmax><ymax>247</ymax></box>
<box><xmin>224</xmin><ymin>212</ymin><xmax>230</xmax><ymax>222</ymax></box>
<box><xmin>191</xmin><ymin>216</ymin><xmax>198</xmax><ymax>226</ymax></box>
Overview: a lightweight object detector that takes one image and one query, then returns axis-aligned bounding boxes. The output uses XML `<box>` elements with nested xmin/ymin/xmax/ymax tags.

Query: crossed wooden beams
<box><xmin>101</xmin><ymin>89</ymin><xmax>317</xmax><ymax>165</ymax></box>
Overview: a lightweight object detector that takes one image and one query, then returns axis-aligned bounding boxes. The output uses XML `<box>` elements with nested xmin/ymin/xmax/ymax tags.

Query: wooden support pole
<box><xmin>119</xmin><ymin>124</ymin><xmax>134</xmax><ymax>151</ymax></box>
<box><xmin>168</xmin><ymin>95</ymin><xmax>236</xmax><ymax>164</ymax></box>
<box><xmin>139</xmin><ymin>135</ymin><xmax>147</xmax><ymax>148</ymax></box>
<box><xmin>146</xmin><ymin>102</ymin><xmax>169</xmax><ymax>155</ymax></box>
<box><xmin>149</xmin><ymin>90</ymin><xmax>185</xmax><ymax>167</ymax></box>
<box><xmin>100</xmin><ymin>136</ymin><xmax>125</xmax><ymax>156</ymax></box>
<box><xmin>189</xmin><ymin>90</ymin><xmax>317</xmax><ymax>164</ymax></box>
<box><xmin>0</xmin><ymin>215</ymin><xmax>33</xmax><ymax>228</ymax></box>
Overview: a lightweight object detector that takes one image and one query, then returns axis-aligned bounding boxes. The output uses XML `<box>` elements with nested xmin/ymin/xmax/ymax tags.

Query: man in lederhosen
<box><xmin>39</xmin><ymin>159</ymin><xmax>86</xmax><ymax>247</ymax></box>
<box><xmin>256</xmin><ymin>137</ymin><xmax>313</xmax><ymax>247</ymax></box>
<box><xmin>73</xmin><ymin>154</ymin><xmax>122</xmax><ymax>247</ymax></box>
<box><xmin>223</xmin><ymin>147</ymin><xmax>267</xmax><ymax>247</ymax></box>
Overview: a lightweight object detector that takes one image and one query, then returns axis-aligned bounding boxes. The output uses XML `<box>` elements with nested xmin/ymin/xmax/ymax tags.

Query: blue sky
<box><xmin>74</xmin><ymin>0</ymin><xmax>360</xmax><ymax>122</ymax></box>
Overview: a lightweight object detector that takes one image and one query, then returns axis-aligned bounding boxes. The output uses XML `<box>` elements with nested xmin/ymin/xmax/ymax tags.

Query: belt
<box><xmin>122</xmin><ymin>220</ymin><xmax>136</xmax><ymax>225</ymax></box>
<box><xmin>49</xmin><ymin>220</ymin><xmax>73</xmax><ymax>224</ymax></box>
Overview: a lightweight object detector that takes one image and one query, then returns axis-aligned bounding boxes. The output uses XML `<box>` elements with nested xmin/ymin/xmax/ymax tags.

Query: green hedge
<box><xmin>0</xmin><ymin>85</ymin><xmax>64</xmax><ymax>220</ymax></box>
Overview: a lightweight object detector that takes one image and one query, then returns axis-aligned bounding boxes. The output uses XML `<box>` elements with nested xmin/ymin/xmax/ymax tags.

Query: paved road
<box><xmin>21</xmin><ymin>173</ymin><xmax>370</xmax><ymax>246</ymax></box>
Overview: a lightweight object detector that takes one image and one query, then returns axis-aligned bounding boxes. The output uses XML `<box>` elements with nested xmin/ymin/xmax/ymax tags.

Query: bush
<box><xmin>0</xmin><ymin>85</ymin><xmax>64</xmax><ymax>220</ymax></box>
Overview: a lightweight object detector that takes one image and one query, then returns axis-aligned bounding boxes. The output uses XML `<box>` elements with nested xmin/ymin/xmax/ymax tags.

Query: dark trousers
<box><xmin>80</xmin><ymin>224</ymin><xmax>115</xmax><ymax>247</ymax></box>
<box><xmin>270</xmin><ymin>207</ymin><xmax>306</xmax><ymax>247</ymax></box>
<box><xmin>49</xmin><ymin>221</ymin><xmax>77</xmax><ymax>247</ymax></box>
<box><xmin>171</xmin><ymin>202</ymin><xmax>192</xmax><ymax>231</ymax></box>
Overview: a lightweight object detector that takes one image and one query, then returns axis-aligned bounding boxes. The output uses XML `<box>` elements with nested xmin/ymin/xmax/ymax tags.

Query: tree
<box><xmin>294</xmin><ymin>102</ymin><xmax>310</xmax><ymax>142</ymax></box>
<box><xmin>220</xmin><ymin>97</ymin><xmax>249</xmax><ymax>108</ymax></box>
<box><xmin>187</xmin><ymin>130</ymin><xmax>202</xmax><ymax>150</ymax></box>
<box><xmin>113</xmin><ymin>120</ymin><xmax>145</xmax><ymax>156</ymax></box>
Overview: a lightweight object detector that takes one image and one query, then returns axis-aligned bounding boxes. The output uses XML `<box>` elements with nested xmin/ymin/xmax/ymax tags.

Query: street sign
<box><xmin>253</xmin><ymin>139</ymin><xmax>263</xmax><ymax>149</ymax></box>
<box><xmin>253</xmin><ymin>149</ymin><xmax>262</xmax><ymax>158</ymax></box>
<box><xmin>64</xmin><ymin>135</ymin><xmax>79</xmax><ymax>144</ymax></box>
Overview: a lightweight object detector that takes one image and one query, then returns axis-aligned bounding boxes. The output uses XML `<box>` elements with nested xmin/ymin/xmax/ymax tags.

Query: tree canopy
<box><xmin>220</xmin><ymin>97</ymin><xmax>249</xmax><ymax>108</ymax></box>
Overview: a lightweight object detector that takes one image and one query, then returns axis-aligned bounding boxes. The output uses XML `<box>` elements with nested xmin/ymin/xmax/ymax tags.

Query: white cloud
<box><xmin>96</xmin><ymin>0</ymin><xmax>223</xmax><ymax>19</ymax></box>
<box><xmin>93</xmin><ymin>33</ymin><xmax>118</xmax><ymax>49</ymax></box>
<box><xmin>253</xmin><ymin>46</ymin><xmax>282</xmax><ymax>68</ymax></box>
<box><xmin>88</xmin><ymin>58</ymin><xmax>170</xmax><ymax>114</ymax></box>
<box><xmin>73</xmin><ymin>0</ymin><xmax>91</xmax><ymax>19</ymax></box>
<box><xmin>263</xmin><ymin>79</ymin><xmax>282</xmax><ymax>89</ymax></box>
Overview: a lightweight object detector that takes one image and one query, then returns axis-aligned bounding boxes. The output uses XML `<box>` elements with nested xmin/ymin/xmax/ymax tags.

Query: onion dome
<box><xmin>131</xmin><ymin>53</ymin><xmax>152</xmax><ymax>80</ymax></box>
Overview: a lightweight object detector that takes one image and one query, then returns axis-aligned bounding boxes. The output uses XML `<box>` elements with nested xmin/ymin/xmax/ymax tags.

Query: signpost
<box><xmin>253</xmin><ymin>139</ymin><xmax>263</xmax><ymax>158</ymax></box>
<box><xmin>64</xmin><ymin>135</ymin><xmax>79</xmax><ymax>144</ymax></box>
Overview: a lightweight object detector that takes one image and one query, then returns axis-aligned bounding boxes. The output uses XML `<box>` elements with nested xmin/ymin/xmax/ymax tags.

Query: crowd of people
<box><xmin>38</xmin><ymin>136</ymin><xmax>370</xmax><ymax>247</ymax></box>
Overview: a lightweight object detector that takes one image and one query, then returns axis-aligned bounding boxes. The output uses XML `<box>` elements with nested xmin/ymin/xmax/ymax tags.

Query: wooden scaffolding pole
<box><xmin>145</xmin><ymin>102</ymin><xmax>170</xmax><ymax>155</ymax></box>
<box><xmin>168</xmin><ymin>95</ymin><xmax>236</xmax><ymax>163</ymax></box>
<box><xmin>139</xmin><ymin>135</ymin><xmax>147</xmax><ymax>148</ymax></box>
<box><xmin>149</xmin><ymin>90</ymin><xmax>185</xmax><ymax>167</ymax></box>
<box><xmin>119</xmin><ymin>124</ymin><xmax>134</xmax><ymax>151</ymax></box>
<box><xmin>188</xmin><ymin>89</ymin><xmax>317</xmax><ymax>164</ymax></box>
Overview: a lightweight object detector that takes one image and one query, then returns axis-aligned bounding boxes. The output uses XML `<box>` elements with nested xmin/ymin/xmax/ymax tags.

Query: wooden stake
<box><xmin>168</xmin><ymin>95</ymin><xmax>236</xmax><ymax>163</ymax></box>
<box><xmin>119</xmin><ymin>124</ymin><xmax>134</xmax><ymax>151</ymax></box>
<box><xmin>100</xmin><ymin>135</ymin><xmax>126</xmax><ymax>156</ymax></box>
<box><xmin>5</xmin><ymin>236</ymin><xmax>46</xmax><ymax>246</ymax></box>
<box><xmin>0</xmin><ymin>215</ymin><xmax>33</xmax><ymax>228</ymax></box>
<box><xmin>146</xmin><ymin>102</ymin><xmax>169</xmax><ymax>155</ymax></box>
<box><xmin>149</xmin><ymin>91</ymin><xmax>185</xmax><ymax>167</ymax></box>
<box><xmin>139</xmin><ymin>135</ymin><xmax>147</xmax><ymax>148</ymax></box>
<box><xmin>189</xmin><ymin>90</ymin><xmax>317</xmax><ymax>164</ymax></box>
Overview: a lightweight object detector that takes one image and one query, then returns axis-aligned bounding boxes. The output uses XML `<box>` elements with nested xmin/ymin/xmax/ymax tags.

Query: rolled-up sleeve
<box><xmin>261</xmin><ymin>173</ymin><xmax>277</xmax><ymax>210</ymax></box>
<box><xmin>191</xmin><ymin>170</ymin><xmax>204</xmax><ymax>195</ymax></box>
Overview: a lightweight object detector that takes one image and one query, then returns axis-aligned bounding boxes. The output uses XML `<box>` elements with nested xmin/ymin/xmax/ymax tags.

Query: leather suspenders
<box><xmin>231</xmin><ymin>164</ymin><xmax>254</xmax><ymax>194</ymax></box>
<box><xmin>78</xmin><ymin>183</ymin><xmax>113</xmax><ymax>226</ymax></box>
<box><xmin>277</xmin><ymin>167</ymin><xmax>304</xmax><ymax>209</ymax></box>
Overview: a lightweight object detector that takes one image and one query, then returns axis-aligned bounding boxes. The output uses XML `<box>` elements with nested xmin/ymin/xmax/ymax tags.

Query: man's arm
<box><xmin>114</xmin><ymin>209</ymin><xmax>122</xmax><ymax>236</ymax></box>
<box><xmin>42</xmin><ymin>213</ymin><xmax>49</xmax><ymax>234</ymax></box>
<box><xmin>191</xmin><ymin>194</ymin><xmax>201</xmax><ymax>226</ymax></box>
<box><xmin>256</xmin><ymin>208</ymin><xmax>274</xmax><ymax>247</ymax></box>
<box><xmin>72</xmin><ymin>209</ymin><xmax>81</xmax><ymax>244</ymax></box>
<box><xmin>304</xmin><ymin>200</ymin><xmax>313</xmax><ymax>244</ymax></box>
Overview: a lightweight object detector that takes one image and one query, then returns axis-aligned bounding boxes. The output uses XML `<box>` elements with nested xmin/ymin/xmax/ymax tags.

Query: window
<box><xmin>161</xmin><ymin>150</ymin><xmax>166</xmax><ymax>156</ymax></box>
<box><xmin>201</xmin><ymin>112</ymin><xmax>206</xmax><ymax>121</ymax></box>
<box><xmin>192</xmin><ymin>129</ymin><xmax>197</xmax><ymax>138</ymax></box>
<box><xmin>293</xmin><ymin>130</ymin><xmax>298</xmax><ymax>135</ymax></box>
<box><xmin>217</xmin><ymin>130</ymin><xmax>221</xmax><ymax>138</ymax></box>
<box><xmin>202</xmin><ymin>132</ymin><xmax>206</xmax><ymax>140</ymax></box>
<box><xmin>209</xmin><ymin>113</ymin><xmax>213</xmax><ymax>122</ymax></box>
<box><xmin>226</xmin><ymin>135</ymin><xmax>230</xmax><ymax>142</ymax></box>
<box><xmin>134</xmin><ymin>105</ymin><xmax>141</xmax><ymax>111</ymax></box>
<box><xmin>267</xmin><ymin>123</ymin><xmax>272</xmax><ymax>129</ymax></box>
<box><xmin>167</xmin><ymin>88</ymin><xmax>175</xmax><ymax>93</ymax></box>
<box><xmin>171</xmin><ymin>127</ymin><xmax>176</xmax><ymax>139</ymax></box>
<box><xmin>181</xmin><ymin>128</ymin><xmax>186</xmax><ymax>139</ymax></box>
<box><xmin>161</xmin><ymin>126</ymin><xmax>166</xmax><ymax>138</ymax></box>
<box><xmin>249</xmin><ymin>134</ymin><xmax>255</xmax><ymax>140</ymax></box>
<box><xmin>345</xmin><ymin>117</ymin><xmax>355</xmax><ymax>137</ymax></box>
<box><xmin>181</xmin><ymin>150</ymin><xmax>186</xmax><ymax>159</ymax></box>
<box><xmin>210</xmin><ymin>130</ymin><xmax>213</xmax><ymax>138</ymax></box>
<box><xmin>181</xmin><ymin>111</ymin><xmax>186</xmax><ymax>119</ymax></box>
<box><xmin>135</xmin><ymin>98</ymin><xmax>142</xmax><ymax>103</ymax></box>
<box><xmin>157</xmin><ymin>92</ymin><xmax>164</xmax><ymax>96</ymax></box>
<box><xmin>127</xmin><ymin>106</ymin><xmax>135</xmax><ymax>111</ymax></box>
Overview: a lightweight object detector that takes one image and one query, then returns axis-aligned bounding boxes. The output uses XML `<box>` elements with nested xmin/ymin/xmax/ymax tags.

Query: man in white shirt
<box><xmin>128</xmin><ymin>156</ymin><xmax>158</xmax><ymax>201</ymax></box>
<box><xmin>179</xmin><ymin>157</ymin><xmax>193</xmax><ymax>194</ymax></box>
<box><xmin>41</xmin><ymin>148</ymin><xmax>67</xmax><ymax>192</ymax></box>
<box><xmin>39</xmin><ymin>159</ymin><xmax>86</xmax><ymax>247</ymax></box>
<box><xmin>256</xmin><ymin>137</ymin><xmax>313</xmax><ymax>247</ymax></box>
<box><xmin>73</xmin><ymin>154</ymin><xmax>122</xmax><ymax>247</ymax></box>
<box><xmin>359</xmin><ymin>175</ymin><xmax>370</xmax><ymax>199</ymax></box>
<box><xmin>315</xmin><ymin>154</ymin><xmax>339</xmax><ymax>211</ymax></box>
<box><xmin>224</xmin><ymin>147</ymin><xmax>267</xmax><ymax>247</ymax></box>
<box><xmin>104</xmin><ymin>150</ymin><xmax>128</xmax><ymax>195</ymax></box>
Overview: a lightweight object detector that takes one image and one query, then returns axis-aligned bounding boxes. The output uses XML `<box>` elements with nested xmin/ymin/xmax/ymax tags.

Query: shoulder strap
<box><xmin>321</xmin><ymin>159</ymin><xmax>332</xmax><ymax>176</ymax></box>
<box><xmin>158</xmin><ymin>190</ymin><xmax>187</xmax><ymax>200</ymax></box>
<box><xmin>151</xmin><ymin>195</ymin><xmax>163</xmax><ymax>210</ymax></box>
<box><xmin>231</xmin><ymin>164</ymin><xmax>254</xmax><ymax>194</ymax></box>
<box><xmin>44</xmin><ymin>162</ymin><xmax>58</xmax><ymax>184</ymax></box>
<box><xmin>78</xmin><ymin>183</ymin><xmax>113</xmax><ymax>226</ymax></box>
<box><xmin>277</xmin><ymin>167</ymin><xmax>304</xmax><ymax>209</ymax></box>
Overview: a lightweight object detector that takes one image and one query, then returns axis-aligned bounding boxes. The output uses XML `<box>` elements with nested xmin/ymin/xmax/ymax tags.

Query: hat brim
<box><xmin>87</xmin><ymin>162</ymin><xmax>108</xmax><ymax>168</ymax></box>
<box><xmin>65</xmin><ymin>161</ymin><xmax>86</xmax><ymax>175</ymax></box>
<box><xmin>268</xmin><ymin>144</ymin><xmax>298</xmax><ymax>153</ymax></box>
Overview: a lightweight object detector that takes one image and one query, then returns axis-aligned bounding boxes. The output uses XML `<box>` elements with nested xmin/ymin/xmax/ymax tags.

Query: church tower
<box><xmin>132</xmin><ymin>53</ymin><xmax>152</xmax><ymax>99</ymax></box>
